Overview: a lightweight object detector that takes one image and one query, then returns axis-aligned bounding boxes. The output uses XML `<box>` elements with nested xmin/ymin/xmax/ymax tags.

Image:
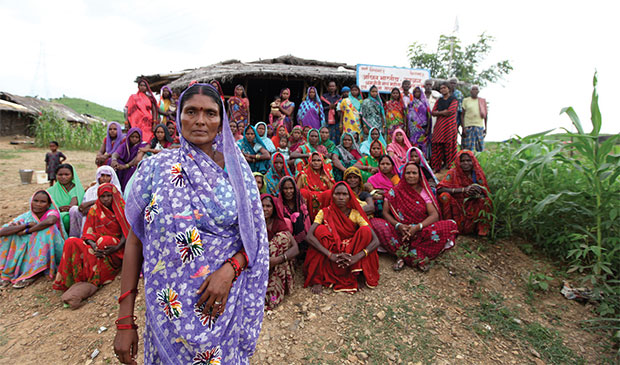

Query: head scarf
<box><xmin>115</xmin><ymin>127</ymin><xmax>147</xmax><ymax>163</ymax></box>
<box><xmin>29</xmin><ymin>190</ymin><xmax>64</xmax><ymax>236</ymax></box>
<box><xmin>254</xmin><ymin>122</ymin><xmax>276</xmax><ymax>153</ymax></box>
<box><xmin>271</xmin><ymin>125</ymin><xmax>288</xmax><ymax>148</ymax></box>
<box><xmin>348</xmin><ymin>85</ymin><xmax>363</xmax><ymax>111</ymax></box>
<box><xmin>399</xmin><ymin>146</ymin><xmax>438</xmax><ymax>184</ymax></box>
<box><xmin>321</xmin><ymin>181</ymin><xmax>370</xmax><ymax>243</ymax></box>
<box><xmin>151</xmin><ymin>123</ymin><xmax>174</xmax><ymax>148</ymax></box>
<box><xmin>390</xmin><ymin>162</ymin><xmax>441</xmax><ymax>221</ymax></box>
<box><xmin>279</xmin><ymin>88</ymin><xmax>290</xmax><ymax>100</ymax></box>
<box><xmin>253</xmin><ymin>172</ymin><xmax>267</xmax><ymax>194</ymax></box>
<box><xmin>288</xmin><ymin>125</ymin><xmax>305</xmax><ymax>151</ymax></box>
<box><xmin>319</xmin><ymin>126</ymin><xmax>336</xmax><ymax>154</ymax></box>
<box><xmin>438</xmin><ymin>150</ymin><xmax>489</xmax><ymax>190</ymax></box>
<box><xmin>104</xmin><ymin>122</ymin><xmax>124</xmax><ymax>154</ymax></box>
<box><xmin>387</xmin><ymin>128</ymin><xmax>412</xmax><ymax>167</ymax></box>
<box><xmin>342</xmin><ymin>167</ymin><xmax>364</xmax><ymax>196</ymax></box>
<box><xmin>297</xmin><ymin>86</ymin><xmax>325</xmax><ymax>127</ymax></box>
<box><xmin>238</xmin><ymin>125</ymin><xmax>267</xmax><ymax>154</ymax></box>
<box><xmin>336</xmin><ymin>133</ymin><xmax>362</xmax><ymax>165</ymax></box>
<box><xmin>367</xmin><ymin>155</ymin><xmax>400</xmax><ymax>191</ymax></box>
<box><xmin>210</xmin><ymin>80</ymin><xmax>226</xmax><ymax>104</ymax></box>
<box><xmin>84</xmin><ymin>165</ymin><xmax>123</xmax><ymax>202</ymax></box>
<box><xmin>368</xmin><ymin>85</ymin><xmax>386</xmax><ymax>118</ymax></box>
<box><xmin>302</xmin><ymin>152</ymin><xmax>335</xmax><ymax>192</ymax></box>
<box><xmin>260</xmin><ymin>194</ymin><xmax>292</xmax><ymax>240</ymax></box>
<box><xmin>46</xmin><ymin>163</ymin><xmax>85</xmax><ymax>208</ymax></box>
<box><xmin>264</xmin><ymin>152</ymin><xmax>292</xmax><ymax>196</ymax></box>
<box><xmin>234</xmin><ymin>84</ymin><xmax>247</xmax><ymax>98</ymax></box>
<box><xmin>83</xmin><ymin>183</ymin><xmax>130</xmax><ymax>241</ymax></box>
<box><xmin>360</xmin><ymin>127</ymin><xmax>387</xmax><ymax>155</ymax></box>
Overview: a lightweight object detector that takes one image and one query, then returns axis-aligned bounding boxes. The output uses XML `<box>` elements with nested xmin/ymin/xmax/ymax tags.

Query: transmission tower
<box><xmin>30</xmin><ymin>42</ymin><xmax>50</xmax><ymax>99</ymax></box>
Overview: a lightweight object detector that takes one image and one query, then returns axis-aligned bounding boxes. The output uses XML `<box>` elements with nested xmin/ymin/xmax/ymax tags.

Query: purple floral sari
<box><xmin>125</xmin><ymin>84</ymin><xmax>269</xmax><ymax>364</ymax></box>
<box><xmin>407</xmin><ymin>87</ymin><xmax>431</xmax><ymax>156</ymax></box>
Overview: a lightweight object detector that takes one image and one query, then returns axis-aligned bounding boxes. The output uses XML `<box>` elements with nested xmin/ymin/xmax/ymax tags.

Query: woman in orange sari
<box><xmin>437</xmin><ymin>150</ymin><xmax>492</xmax><ymax>236</ymax></box>
<box><xmin>296</xmin><ymin>152</ymin><xmax>335</xmax><ymax>220</ymax></box>
<box><xmin>53</xmin><ymin>183</ymin><xmax>129</xmax><ymax>291</ymax></box>
<box><xmin>303</xmin><ymin>182</ymin><xmax>380</xmax><ymax>294</ymax></box>
<box><xmin>125</xmin><ymin>79</ymin><xmax>158</xmax><ymax>142</ymax></box>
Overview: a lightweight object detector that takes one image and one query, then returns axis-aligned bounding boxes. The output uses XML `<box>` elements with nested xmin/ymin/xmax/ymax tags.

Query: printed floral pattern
<box><xmin>194</xmin><ymin>301</ymin><xmax>217</xmax><ymax>329</ymax></box>
<box><xmin>175</xmin><ymin>227</ymin><xmax>204</xmax><ymax>263</ymax></box>
<box><xmin>192</xmin><ymin>346</ymin><xmax>222</xmax><ymax>365</ymax></box>
<box><xmin>144</xmin><ymin>193</ymin><xmax>161</xmax><ymax>224</ymax></box>
<box><xmin>156</xmin><ymin>287</ymin><xmax>183</xmax><ymax>320</ymax></box>
<box><xmin>170</xmin><ymin>163</ymin><xmax>185</xmax><ymax>188</ymax></box>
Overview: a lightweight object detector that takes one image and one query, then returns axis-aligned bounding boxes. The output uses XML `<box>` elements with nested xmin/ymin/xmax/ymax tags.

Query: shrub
<box><xmin>32</xmin><ymin>108</ymin><xmax>107</xmax><ymax>151</ymax></box>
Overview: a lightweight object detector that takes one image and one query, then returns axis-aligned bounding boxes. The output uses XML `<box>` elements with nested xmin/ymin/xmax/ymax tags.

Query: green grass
<box><xmin>0</xmin><ymin>153</ymin><xmax>18</xmax><ymax>160</ymax></box>
<box><xmin>51</xmin><ymin>96</ymin><xmax>123</xmax><ymax>122</ymax></box>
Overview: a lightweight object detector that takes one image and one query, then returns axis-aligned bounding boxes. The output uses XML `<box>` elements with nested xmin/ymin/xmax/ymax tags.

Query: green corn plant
<box><xmin>32</xmin><ymin>108</ymin><xmax>107</xmax><ymax>151</ymax></box>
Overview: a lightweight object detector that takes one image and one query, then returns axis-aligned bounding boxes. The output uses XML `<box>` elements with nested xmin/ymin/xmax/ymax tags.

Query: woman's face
<box><xmin>309</xmin><ymin>131</ymin><xmax>319</xmax><ymax>145</ymax></box>
<box><xmin>320</xmin><ymin>128</ymin><xmax>329</xmax><ymax>142</ymax></box>
<box><xmin>395</xmin><ymin>132</ymin><xmax>404</xmax><ymax>143</ymax></box>
<box><xmin>98</xmin><ymin>173</ymin><xmax>112</xmax><ymax>184</ymax></box>
<box><xmin>311</xmin><ymin>154</ymin><xmax>322</xmax><ymax>171</ymax></box>
<box><xmin>292</xmin><ymin>129</ymin><xmax>301</xmax><ymax>140</ymax></box>
<box><xmin>440</xmin><ymin>84</ymin><xmax>450</xmax><ymax>96</ymax></box>
<box><xmin>237</xmin><ymin>122</ymin><xmax>245</xmax><ymax>131</ymax></box>
<box><xmin>261</xmin><ymin>197</ymin><xmax>274</xmax><ymax>220</ymax></box>
<box><xmin>413</xmin><ymin>88</ymin><xmax>421</xmax><ymax>98</ymax></box>
<box><xmin>278</xmin><ymin>127</ymin><xmax>287</xmax><ymax>137</ymax></box>
<box><xmin>333</xmin><ymin>184</ymin><xmax>350</xmax><ymax>210</ymax></box>
<box><xmin>31</xmin><ymin>192</ymin><xmax>50</xmax><ymax>214</ymax></box>
<box><xmin>379</xmin><ymin>157</ymin><xmax>393</xmax><ymax>174</ymax></box>
<box><xmin>351</xmin><ymin>88</ymin><xmax>360</xmax><ymax>97</ymax></box>
<box><xmin>391</xmin><ymin>89</ymin><xmax>400</xmax><ymax>100</ymax></box>
<box><xmin>274</xmin><ymin>155</ymin><xmax>284</xmax><ymax>172</ymax></box>
<box><xmin>308</xmin><ymin>89</ymin><xmax>316</xmax><ymax>99</ymax></box>
<box><xmin>345</xmin><ymin>173</ymin><xmax>361</xmax><ymax>189</ymax></box>
<box><xmin>167</xmin><ymin>124</ymin><xmax>176</xmax><ymax>137</ymax></box>
<box><xmin>163</xmin><ymin>89</ymin><xmax>170</xmax><ymax>98</ymax></box>
<box><xmin>282</xmin><ymin>180</ymin><xmax>295</xmax><ymax>201</ymax></box>
<box><xmin>229</xmin><ymin>122</ymin><xmax>237</xmax><ymax>133</ymax></box>
<box><xmin>245</xmin><ymin>128</ymin><xmax>255</xmax><ymax>143</ymax></box>
<box><xmin>180</xmin><ymin>94</ymin><xmax>221</xmax><ymax>148</ymax></box>
<box><xmin>370</xmin><ymin>88</ymin><xmax>378</xmax><ymax>98</ymax></box>
<box><xmin>371</xmin><ymin>129</ymin><xmax>379</xmax><ymax>140</ymax></box>
<box><xmin>342</xmin><ymin>135</ymin><xmax>352</xmax><ymax>149</ymax></box>
<box><xmin>56</xmin><ymin>167</ymin><xmax>73</xmax><ymax>185</ymax></box>
<box><xmin>410</xmin><ymin>150</ymin><xmax>420</xmax><ymax>164</ymax></box>
<box><xmin>256</xmin><ymin>124</ymin><xmax>266</xmax><ymax>136</ymax></box>
<box><xmin>99</xmin><ymin>191</ymin><xmax>113</xmax><ymax>209</ymax></box>
<box><xmin>129</xmin><ymin>131</ymin><xmax>141</xmax><ymax>145</ymax></box>
<box><xmin>370</xmin><ymin>143</ymin><xmax>382</xmax><ymax>158</ymax></box>
<box><xmin>235</xmin><ymin>86</ymin><xmax>244</xmax><ymax>97</ymax></box>
<box><xmin>155</xmin><ymin>127</ymin><xmax>166</xmax><ymax>141</ymax></box>
<box><xmin>138</xmin><ymin>82</ymin><xmax>147</xmax><ymax>93</ymax></box>
<box><xmin>404</xmin><ymin>164</ymin><xmax>420</xmax><ymax>186</ymax></box>
<box><xmin>254</xmin><ymin>175</ymin><xmax>264</xmax><ymax>190</ymax></box>
<box><xmin>460</xmin><ymin>153</ymin><xmax>473</xmax><ymax>172</ymax></box>
<box><xmin>281</xmin><ymin>89</ymin><xmax>290</xmax><ymax>100</ymax></box>
<box><xmin>108</xmin><ymin>124</ymin><xmax>118</xmax><ymax>138</ymax></box>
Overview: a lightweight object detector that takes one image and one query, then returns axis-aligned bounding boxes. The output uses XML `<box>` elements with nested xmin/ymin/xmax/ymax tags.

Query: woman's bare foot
<box><xmin>311</xmin><ymin>284</ymin><xmax>323</xmax><ymax>294</ymax></box>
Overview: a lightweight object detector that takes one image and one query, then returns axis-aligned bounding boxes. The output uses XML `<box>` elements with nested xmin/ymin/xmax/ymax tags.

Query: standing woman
<box><xmin>0</xmin><ymin>190</ymin><xmax>66</xmax><ymax>289</ymax></box>
<box><xmin>158</xmin><ymin>86</ymin><xmax>177</xmax><ymax>125</ymax></box>
<box><xmin>360</xmin><ymin>85</ymin><xmax>386</xmax><ymax>139</ymax></box>
<box><xmin>210</xmin><ymin>80</ymin><xmax>226</xmax><ymax>106</ymax></box>
<box><xmin>114</xmin><ymin>83</ymin><xmax>269</xmax><ymax>364</ymax></box>
<box><xmin>277</xmin><ymin>88</ymin><xmax>295</xmax><ymax>132</ymax></box>
<box><xmin>125</xmin><ymin>79</ymin><xmax>158</xmax><ymax>142</ymax></box>
<box><xmin>47</xmin><ymin>164</ymin><xmax>84</xmax><ymax>234</ymax></box>
<box><xmin>407</xmin><ymin>86</ymin><xmax>431</xmax><ymax>157</ymax></box>
<box><xmin>338</xmin><ymin>86</ymin><xmax>362</xmax><ymax>138</ymax></box>
<box><xmin>228</xmin><ymin>84</ymin><xmax>250</xmax><ymax>126</ymax></box>
<box><xmin>430</xmin><ymin>82</ymin><xmax>458</xmax><ymax>172</ymax></box>
<box><xmin>385</xmin><ymin>88</ymin><xmax>406</xmax><ymax>140</ymax></box>
<box><xmin>96</xmin><ymin>122</ymin><xmax>124</xmax><ymax>166</ymax></box>
<box><xmin>297</xmin><ymin>87</ymin><xmax>324</xmax><ymax>130</ymax></box>
<box><xmin>111</xmin><ymin>127</ymin><xmax>148</xmax><ymax>191</ymax></box>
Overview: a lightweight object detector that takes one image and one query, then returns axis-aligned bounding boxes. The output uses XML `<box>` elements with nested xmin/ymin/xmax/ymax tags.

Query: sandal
<box><xmin>12</xmin><ymin>278</ymin><xmax>35</xmax><ymax>289</ymax></box>
<box><xmin>393</xmin><ymin>258</ymin><xmax>405</xmax><ymax>272</ymax></box>
<box><xmin>0</xmin><ymin>280</ymin><xmax>10</xmax><ymax>288</ymax></box>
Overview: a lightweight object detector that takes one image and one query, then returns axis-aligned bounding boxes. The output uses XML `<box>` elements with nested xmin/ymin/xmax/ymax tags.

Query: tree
<box><xmin>408</xmin><ymin>33</ymin><xmax>513</xmax><ymax>87</ymax></box>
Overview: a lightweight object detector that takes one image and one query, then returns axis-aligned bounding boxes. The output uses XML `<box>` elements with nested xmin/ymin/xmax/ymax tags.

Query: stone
<box><xmin>456</xmin><ymin>354</ymin><xmax>464</xmax><ymax>359</ymax></box>
<box><xmin>358</xmin><ymin>352</ymin><xmax>368</xmax><ymax>360</ymax></box>
<box><xmin>512</xmin><ymin>318</ymin><xmax>522</xmax><ymax>325</ymax></box>
<box><xmin>307</xmin><ymin>312</ymin><xmax>317</xmax><ymax>320</ymax></box>
<box><xmin>347</xmin><ymin>354</ymin><xmax>359</xmax><ymax>363</ymax></box>
<box><xmin>376</xmin><ymin>311</ymin><xmax>386</xmax><ymax>320</ymax></box>
<box><xmin>337</xmin><ymin>316</ymin><xmax>344</xmax><ymax>323</ymax></box>
<box><xmin>530</xmin><ymin>348</ymin><xmax>541</xmax><ymax>358</ymax></box>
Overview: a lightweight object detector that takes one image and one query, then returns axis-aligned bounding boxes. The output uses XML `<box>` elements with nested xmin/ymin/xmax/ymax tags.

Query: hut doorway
<box><xmin>246</xmin><ymin>78</ymin><xmax>306</xmax><ymax>125</ymax></box>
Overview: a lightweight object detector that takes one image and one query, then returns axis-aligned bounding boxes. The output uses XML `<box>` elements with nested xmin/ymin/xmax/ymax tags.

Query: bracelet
<box><xmin>283</xmin><ymin>253</ymin><xmax>288</xmax><ymax>261</ymax></box>
<box><xmin>24</xmin><ymin>227</ymin><xmax>30</xmax><ymax>234</ymax></box>
<box><xmin>115</xmin><ymin>315</ymin><xmax>138</xmax><ymax>330</ymax></box>
<box><xmin>395</xmin><ymin>223</ymin><xmax>401</xmax><ymax>230</ymax></box>
<box><xmin>224</xmin><ymin>257</ymin><xmax>242</xmax><ymax>282</ymax></box>
<box><xmin>118</xmin><ymin>288</ymin><xmax>138</xmax><ymax>304</ymax></box>
<box><xmin>362</xmin><ymin>249</ymin><xmax>369</xmax><ymax>257</ymax></box>
<box><xmin>419</xmin><ymin>223</ymin><xmax>423</xmax><ymax>230</ymax></box>
<box><xmin>240</xmin><ymin>249</ymin><xmax>249</xmax><ymax>268</ymax></box>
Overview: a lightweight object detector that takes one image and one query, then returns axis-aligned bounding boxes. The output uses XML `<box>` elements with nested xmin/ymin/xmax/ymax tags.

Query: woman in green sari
<box><xmin>354</xmin><ymin>139</ymin><xmax>385</xmax><ymax>183</ymax></box>
<box><xmin>46</xmin><ymin>164</ymin><xmax>84</xmax><ymax>234</ymax></box>
<box><xmin>332</xmin><ymin>133</ymin><xmax>362</xmax><ymax>182</ymax></box>
<box><xmin>319</xmin><ymin>126</ymin><xmax>337</xmax><ymax>155</ymax></box>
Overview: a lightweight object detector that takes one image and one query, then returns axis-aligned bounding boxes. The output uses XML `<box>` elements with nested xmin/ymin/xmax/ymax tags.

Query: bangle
<box><xmin>225</xmin><ymin>257</ymin><xmax>242</xmax><ymax>282</ymax></box>
<box><xmin>395</xmin><ymin>223</ymin><xmax>401</xmax><ymax>230</ymax></box>
<box><xmin>419</xmin><ymin>223</ymin><xmax>423</xmax><ymax>230</ymax></box>
<box><xmin>283</xmin><ymin>253</ymin><xmax>288</xmax><ymax>261</ymax></box>
<box><xmin>362</xmin><ymin>249</ymin><xmax>369</xmax><ymax>257</ymax></box>
<box><xmin>115</xmin><ymin>315</ymin><xmax>138</xmax><ymax>330</ymax></box>
<box><xmin>118</xmin><ymin>288</ymin><xmax>138</xmax><ymax>304</ymax></box>
<box><xmin>240</xmin><ymin>249</ymin><xmax>249</xmax><ymax>268</ymax></box>
<box><xmin>24</xmin><ymin>227</ymin><xmax>30</xmax><ymax>234</ymax></box>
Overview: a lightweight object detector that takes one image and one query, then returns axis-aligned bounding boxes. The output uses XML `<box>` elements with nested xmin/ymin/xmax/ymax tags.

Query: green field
<box><xmin>51</xmin><ymin>96</ymin><xmax>124</xmax><ymax>121</ymax></box>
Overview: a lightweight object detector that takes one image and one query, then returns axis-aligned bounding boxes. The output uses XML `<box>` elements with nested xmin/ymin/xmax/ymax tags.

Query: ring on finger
<box><xmin>214</xmin><ymin>301</ymin><xmax>222</xmax><ymax>305</ymax></box>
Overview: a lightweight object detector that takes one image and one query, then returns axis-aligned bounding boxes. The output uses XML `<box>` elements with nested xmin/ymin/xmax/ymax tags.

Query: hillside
<box><xmin>51</xmin><ymin>96</ymin><xmax>124</xmax><ymax>121</ymax></box>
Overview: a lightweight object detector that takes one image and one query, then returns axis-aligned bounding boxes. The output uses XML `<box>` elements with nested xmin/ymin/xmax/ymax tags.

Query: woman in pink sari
<box><xmin>387</xmin><ymin>128</ymin><xmax>412</xmax><ymax>169</ymax></box>
<box><xmin>125</xmin><ymin>79</ymin><xmax>158</xmax><ymax>142</ymax></box>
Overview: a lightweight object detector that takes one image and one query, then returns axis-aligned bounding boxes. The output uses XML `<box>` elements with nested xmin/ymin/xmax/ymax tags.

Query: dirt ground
<box><xmin>0</xmin><ymin>137</ymin><xmax>615</xmax><ymax>364</ymax></box>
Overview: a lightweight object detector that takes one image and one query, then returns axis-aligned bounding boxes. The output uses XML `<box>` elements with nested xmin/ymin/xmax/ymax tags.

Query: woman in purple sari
<box><xmin>407</xmin><ymin>86</ymin><xmax>431</xmax><ymax>157</ymax></box>
<box><xmin>96</xmin><ymin>122</ymin><xmax>124</xmax><ymax>166</ymax></box>
<box><xmin>110</xmin><ymin>127</ymin><xmax>147</xmax><ymax>191</ymax></box>
<box><xmin>297</xmin><ymin>86</ymin><xmax>324</xmax><ymax>130</ymax></box>
<box><xmin>113</xmin><ymin>84</ymin><xmax>269</xmax><ymax>364</ymax></box>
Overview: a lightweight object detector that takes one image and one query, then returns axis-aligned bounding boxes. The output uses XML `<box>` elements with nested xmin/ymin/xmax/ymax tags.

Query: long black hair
<box><xmin>55</xmin><ymin>163</ymin><xmax>74</xmax><ymax>176</ymax></box>
<box><xmin>178</xmin><ymin>84</ymin><xmax>224</xmax><ymax>126</ymax></box>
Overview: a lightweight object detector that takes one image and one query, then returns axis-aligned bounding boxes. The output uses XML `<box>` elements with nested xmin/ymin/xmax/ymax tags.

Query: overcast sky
<box><xmin>1</xmin><ymin>0</ymin><xmax>616</xmax><ymax>141</ymax></box>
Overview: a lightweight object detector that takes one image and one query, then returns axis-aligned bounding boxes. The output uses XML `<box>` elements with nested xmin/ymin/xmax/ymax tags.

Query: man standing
<box><xmin>424</xmin><ymin>79</ymin><xmax>439</xmax><ymax>131</ymax></box>
<box><xmin>321</xmin><ymin>80</ymin><xmax>341</xmax><ymax>144</ymax></box>
<box><xmin>401</xmin><ymin>79</ymin><xmax>413</xmax><ymax>110</ymax></box>
<box><xmin>461</xmin><ymin>85</ymin><xmax>488</xmax><ymax>151</ymax></box>
<box><xmin>449</xmin><ymin>77</ymin><xmax>464</xmax><ymax>128</ymax></box>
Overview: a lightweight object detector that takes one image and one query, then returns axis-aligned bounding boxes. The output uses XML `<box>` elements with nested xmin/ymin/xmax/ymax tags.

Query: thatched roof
<box><xmin>0</xmin><ymin>99</ymin><xmax>36</xmax><ymax>115</ymax></box>
<box><xmin>136</xmin><ymin>55</ymin><xmax>357</xmax><ymax>92</ymax></box>
<box><xmin>0</xmin><ymin>92</ymin><xmax>90</xmax><ymax>124</ymax></box>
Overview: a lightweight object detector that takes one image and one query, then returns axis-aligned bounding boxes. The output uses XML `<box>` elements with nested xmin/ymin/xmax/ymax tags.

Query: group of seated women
<box><xmin>258</xmin><ymin>144</ymin><xmax>492</xmax><ymax>308</ymax></box>
<box><xmin>1</xmin><ymin>165</ymin><xmax>128</xmax><ymax>306</ymax></box>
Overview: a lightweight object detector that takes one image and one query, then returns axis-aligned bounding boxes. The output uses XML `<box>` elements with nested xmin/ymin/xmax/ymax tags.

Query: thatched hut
<box><xmin>137</xmin><ymin>55</ymin><xmax>357</xmax><ymax>123</ymax></box>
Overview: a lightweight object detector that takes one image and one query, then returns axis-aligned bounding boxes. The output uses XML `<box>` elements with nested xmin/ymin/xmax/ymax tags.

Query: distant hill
<box><xmin>51</xmin><ymin>96</ymin><xmax>124</xmax><ymax>122</ymax></box>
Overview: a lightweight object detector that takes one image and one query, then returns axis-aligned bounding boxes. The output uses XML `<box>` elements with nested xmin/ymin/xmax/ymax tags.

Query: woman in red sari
<box><xmin>261</xmin><ymin>194</ymin><xmax>298</xmax><ymax>310</ymax></box>
<box><xmin>304</xmin><ymin>182</ymin><xmax>380</xmax><ymax>294</ymax></box>
<box><xmin>125</xmin><ymin>79</ymin><xmax>158</xmax><ymax>143</ymax></box>
<box><xmin>296</xmin><ymin>152</ymin><xmax>335</xmax><ymax>220</ymax></box>
<box><xmin>371</xmin><ymin>162</ymin><xmax>458</xmax><ymax>271</ymax></box>
<box><xmin>437</xmin><ymin>150</ymin><xmax>492</xmax><ymax>236</ymax></box>
<box><xmin>53</xmin><ymin>183</ymin><xmax>129</xmax><ymax>291</ymax></box>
